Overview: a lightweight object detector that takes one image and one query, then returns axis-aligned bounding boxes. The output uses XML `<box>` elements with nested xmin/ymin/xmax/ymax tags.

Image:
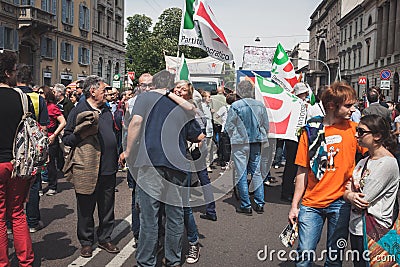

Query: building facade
<box><xmin>309</xmin><ymin>0</ymin><xmax>400</xmax><ymax>101</ymax></box>
<box><xmin>307</xmin><ymin>0</ymin><xmax>341</xmax><ymax>91</ymax></box>
<box><xmin>0</xmin><ymin>0</ymin><xmax>125</xmax><ymax>87</ymax></box>
<box><xmin>338</xmin><ymin>0</ymin><xmax>400</xmax><ymax>101</ymax></box>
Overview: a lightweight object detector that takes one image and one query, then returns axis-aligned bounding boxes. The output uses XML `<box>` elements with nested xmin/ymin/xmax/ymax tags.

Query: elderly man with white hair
<box><xmin>53</xmin><ymin>83</ymin><xmax>74</xmax><ymax>119</ymax></box>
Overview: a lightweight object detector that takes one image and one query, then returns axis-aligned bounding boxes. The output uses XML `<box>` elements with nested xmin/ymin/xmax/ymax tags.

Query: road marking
<box><xmin>105</xmin><ymin>238</ymin><xmax>137</xmax><ymax>267</ymax></box>
<box><xmin>68</xmin><ymin>215</ymin><xmax>132</xmax><ymax>267</ymax></box>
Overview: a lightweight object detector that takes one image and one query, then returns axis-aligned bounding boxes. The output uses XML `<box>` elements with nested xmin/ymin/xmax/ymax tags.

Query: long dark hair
<box><xmin>41</xmin><ymin>85</ymin><xmax>56</xmax><ymax>104</ymax></box>
<box><xmin>359</xmin><ymin>114</ymin><xmax>398</xmax><ymax>155</ymax></box>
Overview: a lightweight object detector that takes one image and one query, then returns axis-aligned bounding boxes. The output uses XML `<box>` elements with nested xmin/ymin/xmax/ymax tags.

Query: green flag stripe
<box><xmin>180</xmin><ymin>58</ymin><xmax>190</xmax><ymax>80</ymax></box>
<box><xmin>273</xmin><ymin>43</ymin><xmax>289</xmax><ymax>66</ymax></box>
<box><xmin>257</xmin><ymin>76</ymin><xmax>284</xmax><ymax>94</ymax></box>
<box><xmin>184</xmin><ymin>0</ymin><xmax>196</xmax><ymax>29</ymax></box>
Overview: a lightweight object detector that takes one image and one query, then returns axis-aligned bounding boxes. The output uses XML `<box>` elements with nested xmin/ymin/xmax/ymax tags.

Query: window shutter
<box><xmin>61</xmin><ymin>41</ymin><xmax>65</xmax><ymax>61</ymax></box>
<box><xmin>61</xmin><ymin>0</ymin><xmax>66</xmax><ymax>23</ymax></box>
<box><xmin>51</xmin><ymin>0</ymin><xmax>56</xmax><ymax>14</ymax></box>
<box><xmin>13</xmin><ymin>29</ymin><xmax>19</xmax><ymax>51</ymax></box>
<box><xmin>87</xmin><ymin>49</ymin><xmax>90</xmax><ymax>65</ymax></box>
<box><xmin>86</xmin><ymin>8</ymin><xmax>90</xmax><ymax>30</ymax></box>
<box><xmin>78</xmin><ymin>46</ymin><xmax>82</xmax><ymax>64</ymax></box>
<box><xmin>70</xmin><ymin>44</ymin><xmax>74</xmax><ymax>61</ymax></box>
<box><xmin>41</xmin><ymin>0</ymin><xmax>46</xmax><ymax>11</ymax></box>
<box><xmin>79</xmin><ymin>4</ymin><xmax>83</xmax><ymax>29</ymax></box>
<box><xmin>0</xmin><ymin>27</ymin><xmax>4</xmax><ymax>49</ymax></box>
<box><xmin>71</xmin><ymin>0</ymin><xmax>74</xmax><ymax>25</ymax></box>
<box><xmin>41</xmin><ymin>36</ymin><xmax>46</xmax><ymax>56</ymax></box>
<box><xmin>52</xmin><ymin>39</ymin><xmax>56</xmax><ymax>58</ymax></box>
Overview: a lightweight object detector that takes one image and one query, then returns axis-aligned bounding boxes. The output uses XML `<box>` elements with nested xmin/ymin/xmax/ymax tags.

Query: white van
<box><xmin>191</xmin><ymin>77</ymin><xmax>222</xmax><ymax>95</ymax></box>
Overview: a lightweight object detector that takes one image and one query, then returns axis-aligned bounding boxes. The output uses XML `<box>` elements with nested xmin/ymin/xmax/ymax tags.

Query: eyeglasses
<box><xmin>140</xmin><ymin>83</ymin><xmax>153</xmax><ymax>88</ymax></box>
<box><xmin>356</xmin><ymin>127</ymin><xmax>373</xmax><ymax>137</ymax></box>
<box><xmin>38</xmin><ymin>91</ymin><xmax>44</xmax><ymax>94</ymax></box>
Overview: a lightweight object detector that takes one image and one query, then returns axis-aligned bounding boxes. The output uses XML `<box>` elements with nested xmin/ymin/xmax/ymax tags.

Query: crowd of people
<box><xmin>1</xmin><ymin>49</ymin><xmax>400</xmax><ymax>267</ymax></box>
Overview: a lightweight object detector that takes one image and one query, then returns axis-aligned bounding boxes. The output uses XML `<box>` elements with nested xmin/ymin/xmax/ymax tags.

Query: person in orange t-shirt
<box><xmin>288</xmin><ymin>82</ymin><xmax>367</xmax><ymax>267</ymax></box>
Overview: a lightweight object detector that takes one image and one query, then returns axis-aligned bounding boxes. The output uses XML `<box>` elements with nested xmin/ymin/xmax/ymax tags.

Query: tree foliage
<box><xmin>125</xmin><ymin>8</ymin><xmax>207</xmax><ymax>84</ymax></box>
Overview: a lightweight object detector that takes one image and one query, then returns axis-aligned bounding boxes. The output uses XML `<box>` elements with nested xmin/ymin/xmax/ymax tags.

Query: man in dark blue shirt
<box><xmin>121</xmin><ymin>70</ymin><xmax>203</xmax><ymax>267</ymax></box>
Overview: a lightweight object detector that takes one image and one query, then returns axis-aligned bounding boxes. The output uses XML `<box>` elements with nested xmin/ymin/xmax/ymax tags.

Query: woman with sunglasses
<box><xmin>344</xmin><ymin>114</ymin><xmax>399</xmax><ymax>267</ymax></box>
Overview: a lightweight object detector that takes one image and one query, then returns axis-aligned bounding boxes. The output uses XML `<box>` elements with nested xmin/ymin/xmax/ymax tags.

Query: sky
<box><xmin>124</xmin><ymin>0</ymin><xmax>322</xmax><ymax>67</ymax></box>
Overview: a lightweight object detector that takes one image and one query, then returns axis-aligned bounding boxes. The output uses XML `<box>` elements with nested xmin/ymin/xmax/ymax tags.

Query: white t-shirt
<box><xmin>216</xmin><ymin>105</ymin><xmax>229</xmax><ymax>132</ymax></box>
<box><xmin>394</xmin><ymin>115</ymin><xmax>400</xmax><ymax>143</ymax></box>
<box><xmin>349</xmin><ymin>156</ymin><xmax>400</xmax><ymax>236</ymax></box>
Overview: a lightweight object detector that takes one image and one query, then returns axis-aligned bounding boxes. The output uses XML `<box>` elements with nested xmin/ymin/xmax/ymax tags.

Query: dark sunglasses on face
<box><xmin>356</xmin><ymin>127</ymin><xmax>373</xmax><ymax>136</ymax></box>
<box><xmin>140</xmin><ymin>83</ymin><xmax>153</xmax><ymax>88</ymax></box>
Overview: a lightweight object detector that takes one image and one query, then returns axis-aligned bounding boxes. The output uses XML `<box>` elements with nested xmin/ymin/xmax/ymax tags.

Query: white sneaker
<box><xmin>46</xmin><ymin>189</ymin><xmax>57</xmax><ymax>196</ymax></box>
<box><xmin>29</xmin><ymin>221</ymin><xmax>44</xmax><ymax>233</ymax></box>
<box><xmin>186</xmin><ymin>244</ymin><xmax>200</xmax><ymax>264</ymax></box>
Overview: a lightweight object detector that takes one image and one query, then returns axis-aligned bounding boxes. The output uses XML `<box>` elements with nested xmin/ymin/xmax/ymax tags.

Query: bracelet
<box><xmin>165</xmin><ymin>89</ymin><xmax>171</xmax><ymax>97</ymax></box>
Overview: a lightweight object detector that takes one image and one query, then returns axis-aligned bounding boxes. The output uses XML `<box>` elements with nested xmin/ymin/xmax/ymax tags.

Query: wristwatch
<box><xmin>165</xmin><ymin>89</ymin><xmax>171</xmax><ymax>97</ymax></box>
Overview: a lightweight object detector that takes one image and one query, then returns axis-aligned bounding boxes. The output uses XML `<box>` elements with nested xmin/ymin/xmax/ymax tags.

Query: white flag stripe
<box><xmin>68</xmin><ymin>215</ymin><xmax>132</xmax><ymax>267</ymax></box>
<box><xmin>105</xmin><ymin>239</ymin><xmax>137</xmax><ymax>267</ymax></box>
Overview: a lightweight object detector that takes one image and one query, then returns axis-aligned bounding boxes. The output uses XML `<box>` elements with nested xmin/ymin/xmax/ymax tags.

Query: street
<box><xmin>8</xmin><ymin>166</ymin><xmax>353</xmax><ymax>267</ymax></box>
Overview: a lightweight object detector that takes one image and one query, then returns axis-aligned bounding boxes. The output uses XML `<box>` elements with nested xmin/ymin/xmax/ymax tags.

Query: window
<box><xmin>21</xmin><ymin>0</ymin><xmax>35</xmax><ymax>5</ymax></box>
<box><xmin>353</xmin><ymin>51</ymin><xmax>356</xmax><ymax>68</ymax></box>
<box><xmin>115</xmin><ymin>19</ymin><xmax>119</xmax><ymax>41</ymax></box>
<box><xmin>61</xmin><ymin>41</ymin><xmax>73</xmax><ymax>62</ymax></box>
<box><xmin>358</xmin><ymin>49</ymin><xmax>362</xmax><ymax>67</ymax></box>
<box><xmin>348</xmin><ymin>53</ymin><xmax>351</xmax><ymax>69</ymax></box>
<box><xmin>41</xmin><ymin>0</ymin><xmax>56</xmax><ymax>14</ymax></box>
<box><xmin>106</xmin><ymin>60</ymin><xmax>112</xmax><ymax>84</ymax></box>
<box><xmin>343</xmin><ymin>55</ymin><xmax>346</xmax><ymax>70</ymax></box>
<box><xmin>0</xmin><ymin>26</ymin><xmax>18</xmax><ymax>51</ymax></box>
<box><xmin>368</xmin><ymin>16</ymin><xmax>372</xmax><ymax>27</ymax></box>
<box><xmin>79</xmin><ymin>4</ymin><xmax>90</xmax><ymax>31</ymax></box>
<box><xmin>78</xmin><ymin>46</ymin><xmax>90</xmax><ymax>65</ymax></box>
<box><xmin>359</xmin><ymin>16</ymin><xmax>363</xmax><ymax>33</ymax></box>
<box><xmin>62</xmin><ymin>0</ymin><xmax>74</xmax><ymax>25</ymax></box>
<box><xmin>115</xmin><ymin>62</ymin><xmax>119</xmax><ymax>75</ymax></box>
<box><xmin>367</xmin><ymin>43</ymin><xmax>370</xmax><ymax>64</ymax></box>
<box><xmin>355</xmin><ymin>20</ymin><xmax>358</xmax><ymax>37</ymax></box>
<box><xmin>107</xmin><ymin>16</ymin><xmax>111</xmax><ymax>37</ymax></box>
<box><xmin>344</xmin><ymin>28</ymin><xmax>347</xmax><ymax>43</ymax></box>
<box><xmin>97</xmin><ymin>11</ymin><xmax>103</xmax><ymax>33</ymax></box>
<box><xmin>98</xmin><ymin>58</ymin><xmax>103</xmax><ymax>77</ymax></box>
<box><xmin>349</xmin><ymin>25</ymin><xmax>352</xmax><ymax>40</ymax></box>
<box><xmin>40</xmin><ymin>36</ymin><xmax>56</xmax><ymax>59</ymax></box>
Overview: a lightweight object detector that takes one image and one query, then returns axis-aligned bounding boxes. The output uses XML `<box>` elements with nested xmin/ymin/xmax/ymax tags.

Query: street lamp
<box><xmin>290</xmin><ymin>57</ymin><xmax>331</xmax><ymax>86</ymax></box>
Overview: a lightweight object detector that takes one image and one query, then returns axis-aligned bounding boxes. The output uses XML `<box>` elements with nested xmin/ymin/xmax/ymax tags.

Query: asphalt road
<box><xmin>7</xmin><ymin>166</ymin><xmax>354</xmax><ymax>267</ymax></box>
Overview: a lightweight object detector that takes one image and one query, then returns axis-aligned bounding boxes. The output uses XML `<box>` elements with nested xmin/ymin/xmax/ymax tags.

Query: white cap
<box><xmin>294</xmin><ymin>82</ymin><xmax>309</xmax><ymax>96</ymax></box>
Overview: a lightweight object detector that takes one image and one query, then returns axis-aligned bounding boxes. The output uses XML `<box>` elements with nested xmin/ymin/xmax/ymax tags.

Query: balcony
<box><xmin>18</xmin><ymin>6</ymin><xmax>56</xmax><ymax>30</ymax></box>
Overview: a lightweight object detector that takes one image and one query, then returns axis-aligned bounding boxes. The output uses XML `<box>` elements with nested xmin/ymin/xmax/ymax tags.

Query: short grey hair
<box><xmin>83</xmin><ymin>75</ymin><xmax>105</xmax><ymax>98</ymax></box>
<box><xmin>237</xmin><ymin>80</ymin><xmax>255</xmax><ymax>99</ymax></box>
<box><xmin>53</xmin><ymin>83</ymin><xmax>66</xmax><ymax>94</ymax></box>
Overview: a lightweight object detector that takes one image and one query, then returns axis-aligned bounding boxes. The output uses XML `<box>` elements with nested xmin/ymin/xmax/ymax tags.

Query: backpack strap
<box><xmin>13</xmin><ymin>87</ymin><xmax>29</xmax><ymax>115</ymax></box>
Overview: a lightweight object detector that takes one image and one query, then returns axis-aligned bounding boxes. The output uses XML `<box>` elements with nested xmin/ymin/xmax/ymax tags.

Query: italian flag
<box><xmin>177</xmin><ymin>53</ymin><xmax>191</xmax><ymax>81</ymax></box>
<box><xmin>271</xmin><ymin>43</ymin><xmax>299</xmax><ymax>93</ymax></box>
<box><xmin>255</xmin><ymin>74</ymin><xmax>306</xmax><ymax>141</ymax></box>
<box><xmin>179</xmin><ymin>0</ymin><xmax>234</xmax><ymax>63</ymax></box>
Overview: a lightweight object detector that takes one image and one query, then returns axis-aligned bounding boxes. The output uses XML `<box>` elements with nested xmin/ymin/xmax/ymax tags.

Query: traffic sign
<box><xmin>380</xmin><ymin>80</ymin><xmax>390</xmax><ymax>90</ymax></box>
<box><xmin>358</xmin><ymin>76</ymin><xmax>367</xmax><ymax>85</ymax></box>
<box><xmin>380</xmin><ymin>69</ymin><xmax>392</xmax><ymax>80</ymax></box>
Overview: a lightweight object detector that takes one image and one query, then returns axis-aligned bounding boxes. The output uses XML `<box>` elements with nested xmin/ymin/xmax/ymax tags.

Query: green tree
<box><xmin>125</xmin><ymin>8</ymin><xmax>207</xmax><ymax>82</ymax></box>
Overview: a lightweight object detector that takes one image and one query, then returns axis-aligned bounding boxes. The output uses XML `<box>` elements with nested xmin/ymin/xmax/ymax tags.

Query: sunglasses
<box><xmin>356</xmin><ymin>127</ymin><xmax>373</xmax><ymax>136</ymax></box>
<box><xmin>140</xmin><ymin>83</ymin><xmax>153</xmax><ymax>88</ymax></box>
<box><xmin>38</xmin><ymin>91</ymin><xmax>44</xmax><ymax>94</ymax></box>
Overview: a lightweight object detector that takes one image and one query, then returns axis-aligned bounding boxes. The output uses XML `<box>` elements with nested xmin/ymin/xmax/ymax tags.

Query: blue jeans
<box><xmin>232</xmin><ymin>143</ymin><xmax>264</xmax><ymax>208</ymax></box>
<box><xmin>184</xmin><ymin>207</ymin><xmax>198</xmax><ymax>245</ymax></box>
<box><xmin>296</xmin><ymin>198</ymin><xmax>351</xmax><ymax>267</ymax></box>
<box><xmin>136</xmin><ymin>167</ymin><xmax>186</xmax><ymax>267</ymax></box>
<box><xmin>128</xmin><ymin>170</ymin><xmax>140</xmax><ymax>238</ymax></box>
<box><xmin>197</xmin><ymin>168</ymin><xmax>216</xmax><ymax>215</ymax></box>
<box><xmin>26</xmin><ymin>173</ymin><xmax>41</xmax><ymax>228</ymax></box>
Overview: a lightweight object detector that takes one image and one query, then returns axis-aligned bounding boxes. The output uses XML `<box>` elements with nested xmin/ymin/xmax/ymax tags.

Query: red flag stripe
<box><xmin>263</xmin><ymin>95</ymin><xmax>283</xmax><ymax>110</ymax></box>
<box><xmin>269</xmin><ymin>113</ymin><xmax>291</xmax><ymax>134</ymax></box>
<box><xmin>196</xmin><ymin>2</ymin><xmax>229</xmax><ymax>46</ymax></box>
<box><xmin>283</xmin><ymin>62</ymin><xmax>294</xmax><ymax>72</ymax></box>
<box><xmin>285</xmin><ymin>76</ymin><xmax>299</xmax><ymax>88</ymax></box>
